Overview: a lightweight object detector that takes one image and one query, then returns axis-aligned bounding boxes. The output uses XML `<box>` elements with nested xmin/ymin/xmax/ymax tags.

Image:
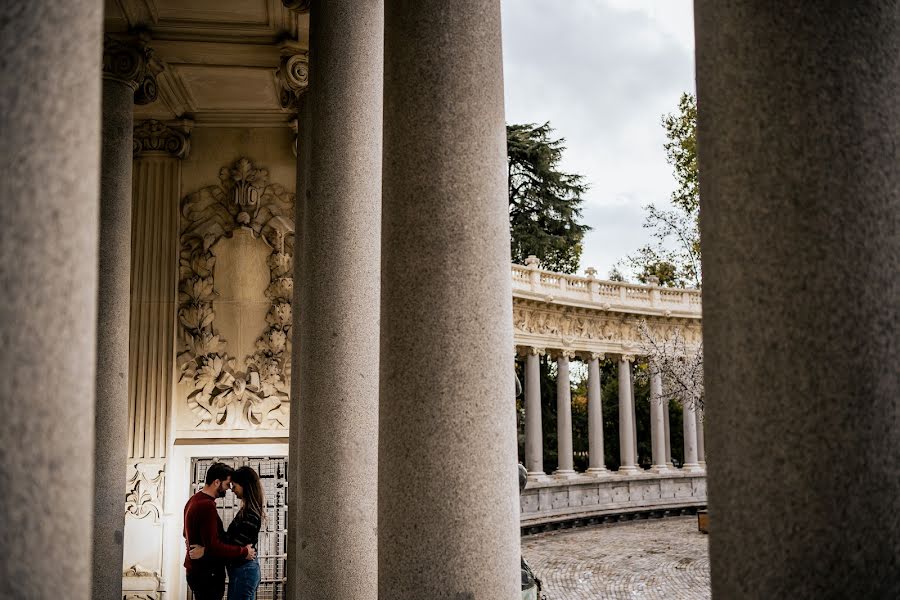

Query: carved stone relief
<box><xmin>178</xmin><ymin>158</ymin><xmax>295</xmax><ymax>430</ymax></box>
<box><xmin>125</xmin><ymin>463</ymin><xmax>165</xmax><ymax>522</ymax></box>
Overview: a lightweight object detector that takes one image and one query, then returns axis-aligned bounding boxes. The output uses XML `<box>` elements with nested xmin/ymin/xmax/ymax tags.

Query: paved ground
<box><xmin>522</xmin><ymin>516</ymin><xmax>710</xmax><ymax>600</ymax></box>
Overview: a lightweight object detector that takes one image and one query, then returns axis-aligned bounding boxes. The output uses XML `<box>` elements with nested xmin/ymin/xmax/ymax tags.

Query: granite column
<box><xmin>697</xmin><ymin>4</ymin><xmax>900</xmax><ymax>595</ymax></box>
<box><xmin>524</xmin><ymin>348</ymin><xmax>547</xmax><ymax>480</ymax></box>
<box><xmin>554</xmin><ymin>352</ymin><xmax>576</xmax><ymax>477</ymax></box>
<box><xmin>381</xmin><ymin>0</ymin><xmax>520</xmax><ymax>596</ymax></box>
<box><xmin>0</xmin><ymin>3</ymin><xmax>102</xmax><ymax>597</ymax></box>
<box><xmin>617</xmin><ymin>356</ymin><xmax>639</xmax><ymax>473</ymax></box>
<box><xmin>585</xmin><ymin>354</ymin><xmax>608</xmax><ymax>475</ymax></box>
<box><xmin>649</xmin><ymin>368</ymin><xmax>669</xmax><ymax>472</ymax></box>
<box><xmin>291</xmin><ymin>2</ymin><xmax>382</xmax><ymax>599</ymax></box>
<box><xmin>681</xmin><ymin>399</ymin><xmax>702</xmax><ymax>472</ymax></box>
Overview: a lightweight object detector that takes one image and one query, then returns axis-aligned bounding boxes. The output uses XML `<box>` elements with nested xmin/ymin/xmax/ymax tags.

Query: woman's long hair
<box><xmin>232</xmin><ymin>466</ymin><xmax>266</xmax><ymax>525</ymax></box>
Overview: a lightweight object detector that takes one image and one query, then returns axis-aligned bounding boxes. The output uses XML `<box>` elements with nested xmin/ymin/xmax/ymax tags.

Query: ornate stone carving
<box><xmin>277</xmin><ymin>51</ymin><xmax>310</xmax><ymax>110</ymax></box>
<box><xmin>282</xmin><ymin>0</ymin><xmax>312</xmax><ymax>12</ymax></box>
<box><xmin>125</xmin><ymin>463</ymin><xmax>165</xmax><ymax>522</ymax></box>
<box><xmin>102</xmin><ymin>35</ymin><xmax>160</xmax><ymax>105</ymax></box>
<box><xmin>178</xmin><ymin>158</ymin><xmax>295</xmax><ymax>430</ymax></box>
<box><xmin>133</xmin><ymin>119</ymin><xmax>191</xmax><ymax>158</ymax></box>
<box><xmin>123</xmin><ymin>564</ymin><xmax>161</xmax><ymax>600</ymax></box>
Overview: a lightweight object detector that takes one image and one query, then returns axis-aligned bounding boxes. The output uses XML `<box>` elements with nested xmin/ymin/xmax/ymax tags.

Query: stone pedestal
<box><xmin>380</xmin><ymin>0</ymin><xmax>520</xmax><ymax>596</ymax></box>
<box><xmin>0</xmin><ymin>3</ymin><xmax>103</xmax><ymax>597</ymax></box>
<box><xmin>696</xmin><ymin>2</ymin><xmax>900</xmax><ymax>597</ymax></box>
<box><xmin>291</xmin><ymin>2</ymin><xmax>382</xmax><ymax>599</ymax></box>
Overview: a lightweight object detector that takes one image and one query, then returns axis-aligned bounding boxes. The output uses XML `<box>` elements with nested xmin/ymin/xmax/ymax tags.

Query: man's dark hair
<box><xmin>205</xmin><ymin>462</ymin><xmax>234</xmax><ymax>485</ymax></box>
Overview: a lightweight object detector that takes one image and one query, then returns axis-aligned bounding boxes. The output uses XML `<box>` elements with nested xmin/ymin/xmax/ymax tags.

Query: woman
<box><xmin>190</xmin><ymin>466</ymin><xmax>265</xmax><ymax>600</ymax></box>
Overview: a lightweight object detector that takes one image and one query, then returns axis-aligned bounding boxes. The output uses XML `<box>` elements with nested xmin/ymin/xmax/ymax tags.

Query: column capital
<box><xmin>277</xmin><ymin>47</ymin><xmax>310</xmax><ymax>110</ymax></box>
<box><xmin>525</xmin><ymin>346</ymin><xmax>545</xmax><ymax>357</ymax></box>
<box><xmin>557</xmin><ymin>349</ymin><xmax>576</xmax><ymax>360</ymax></box>
<box><xmin>590</xmin><ymin>352</ymin><xmax>605</xmax><ymax>361</ymax></box>
<box><xmin>282</xmin><ymin>0</ymin><xmax>311</xmax><ymax>13</ymax></box>
<box><xmin>102</xmin><ymin>35</ymin><xmax>160</xmax><ymax>105</ymax></box>
<box><xmin>620</xmin><ymin>354</ymin><xmax>636</xmax><ymax>363</ymax></box>
<box><xmin>133</xmin><ymin>119</ymin><xmax>192</xmax><ymax>159</ymax></box>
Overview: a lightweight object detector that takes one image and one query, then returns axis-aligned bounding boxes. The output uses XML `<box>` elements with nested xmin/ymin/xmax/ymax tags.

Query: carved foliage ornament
<box><xmin>102</xmin><ymin>35</ymin><xmax>159</xmax><ymax>105</ymax></box>
<box><xmin>133</xmin><ymin>119</ymin><xmax>191</xmax><ymax>158</ymax></box>
<box><xmin>125</xmin><ymin>463</ymin><xmax>165</xmax><ymax>522</ymax></box>
<box><xmin>178</xmin><ymin>159</ymin><xmax>295</xmax><ymax>430</ymax></box>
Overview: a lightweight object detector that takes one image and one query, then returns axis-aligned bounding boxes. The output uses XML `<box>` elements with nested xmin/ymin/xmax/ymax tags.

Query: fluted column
<box><xmin>585</xmin><ymin>353</ymin><xmax>608</xmax><ymax>475</ymax></box>
<box><xmin>94</xmin><ymin>36</ymin><xmax>159</xmax><ymax>600</ymax></box>
<box><xmin>524</xmin><ymin>347</ymin><xmax>548</xmax><ymax>480</ymax></box>
<box><xmin>617</xmin><ymin>356</ymin><xmax>639</xmax><ymax>474</ymax></box>
<box><xmin>649</xmin><ymin>367</ymin><xmax>669</xmax><ymax>472</ymax></box>
<box><xmin>696</xmin><ymin>409</ymin><xmax>706</xmax><ymax>468</ymax></box>
<box><xmin>0</xmin><ymin>3</ymin><xmax>102</xmax><ymax>597</ymax></box>
<box><xmin>292</xmin><ymin>1</ymin><xmax>382</xmax><ymax>599</ymax></box>
<box><xmin>554</xmin><ymin>351</ymin><xmax>576</xmax><ymax>477</ymax></box>
<box><xmin>681</xmin><ymin>399</ymin><xmax>702</xmax><ymax>473</ymax></box>
<box><xmin>381</xmin><ymin>0</ymin><xmax>520</xmax><ymax>596</ymax></box>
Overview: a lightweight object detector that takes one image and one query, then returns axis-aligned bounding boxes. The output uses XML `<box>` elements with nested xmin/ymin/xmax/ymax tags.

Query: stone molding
<box><xmin>277</xmin><ymin>49</ymin><xmax>309</xmax><ymax>110</ymax></box>
<box><xmin>177</xmin><ymin>158</ymin><xmax>294</xmax><ymax>430</ymax></box>
<box><xmin>124</xmin><ymin>463</ymin><xmax>165</xmax><ymax>522</ymax></box>
<box><xmin>102</xmin><ymin>35</ymin><xmax>160</xmax><ymax>105</ymax></box>
<box><xmin>133</xmin><ymin>119</ymin><xmax>192</xmax><ymax>158</ymax></box>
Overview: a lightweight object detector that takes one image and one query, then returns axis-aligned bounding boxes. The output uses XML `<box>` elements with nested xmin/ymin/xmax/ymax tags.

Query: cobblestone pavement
<box><xmin>522</xmin><ymin>516</ymin><xmax>710</xmax><ymax>600</ymax></box>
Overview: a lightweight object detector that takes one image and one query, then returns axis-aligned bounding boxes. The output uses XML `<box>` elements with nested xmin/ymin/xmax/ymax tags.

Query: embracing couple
<box><xmin>183</xmin><ymin>462</ymin><xmax>266</xmax><ymax>600</ymax></box>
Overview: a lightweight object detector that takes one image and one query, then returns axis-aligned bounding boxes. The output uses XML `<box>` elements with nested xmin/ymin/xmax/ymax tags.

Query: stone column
<box><xmin>630</xmin><ymin>365</ymin><xmax>638</xmax><ymax>463</ymax></box>
<box><xmin>524</xmin><ymin>347</ymin><xmax>548</xmax><ymax>480</ymax></box>
<box><xmin>649</xmin><ymin>368</ymin><xmax>669</xmax><ymax>472</ymax></box>
<box><xmin>696</xmin><ymin>5</ymin><xmax>900</xmax><ymax>595</ymax></box>
<box><xmin>664</xmin><ymin>399</ymin><xmax>673</xmax><ymax>467</ymax></box>
<box><xmin>0</xmin><ymin>3</ymin><xmax>102</xmax><ymax>597</ymax></box>
<box><xmin>381</xmin><ymin>0</ymin><xmax>520</xmax><ymax>597</ymax></box>
<box><xmin>617</xmin><ymin>356</ymin><xmax>639</xmax><ymax>473</ymax></box>
<box><xmin>585</xmin><ymin>353</ymin><xmax>608</xmax><ymax>475</ymax></box>
<box><xmin>554</xmin><ymin>351</ymin><xmax>576</xmax><ymax>477</ymax></box>
<box><xmin>696</xmin><ymin>409</ymin><xmax>706</xmax><ymax>468</ymax></box>
<box><xmin>93</xmin><ymin>36</ymin><xmax>158</xmax><ymax>600</ymax></box>
<box><xmin>681</xmin><ymin>400</ymin><xmax>702</xmax><ymax>473</ymax></box>
<box><xmin>291</xmin><ymin>1</ymin><xmax>382</xmax><ymax>599</ymax></box>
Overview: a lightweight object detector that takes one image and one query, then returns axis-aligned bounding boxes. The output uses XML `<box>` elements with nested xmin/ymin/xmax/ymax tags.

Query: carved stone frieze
<box><xmin>178</xmin><ymin>158</ymin><xmax>295</xmax><ymax>430</ymax></box>
<box><xmin>125</xmin><ymin>463</ymin><xmax>165</xmax><ymax>522</ymax></box>
<box><xmin>133</xmin><ymin>119</ymin><xmax>192</xmax><ymax>158</ymax></box>
<box><xmin>277</xmin><ymin>51</ymin><xmax>309</xmax><ymax>110</ymax></box>
<box><xmin>102</xmin><ymin>35</ymin><xmax>160</xmax><ymax>105</ymax></box>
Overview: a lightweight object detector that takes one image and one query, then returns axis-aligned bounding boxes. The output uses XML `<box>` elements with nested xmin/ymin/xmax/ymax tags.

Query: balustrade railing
<box><xmin>511</xmin><ymin>259</ymin><xmax>702</xmax><ymax>316</ymax></box>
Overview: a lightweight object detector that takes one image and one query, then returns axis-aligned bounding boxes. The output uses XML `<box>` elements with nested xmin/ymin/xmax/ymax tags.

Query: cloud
<box><xmin>501</xmin><ymin>0</ymin><xmax>696</xmax><ymax>277</ymax></box>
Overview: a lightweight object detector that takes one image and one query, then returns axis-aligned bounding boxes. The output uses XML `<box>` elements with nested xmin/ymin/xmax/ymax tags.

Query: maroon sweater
<box><xmin>183</xmin><ymin>490</ymin><xmax>248</xmax><ymax>573</ymax></box>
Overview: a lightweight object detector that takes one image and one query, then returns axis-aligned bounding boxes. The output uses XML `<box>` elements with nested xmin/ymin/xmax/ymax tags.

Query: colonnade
<box><xmin>521</xmin><ymin>348</ymin><xmax>705</xmax><ymax>481</ymax></box>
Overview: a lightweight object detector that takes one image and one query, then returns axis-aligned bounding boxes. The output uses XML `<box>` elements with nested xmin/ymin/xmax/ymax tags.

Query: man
<box><xmin>184</xmin><ymin>462</ymin><xmax>257</xmax><ymax>600</ymax></box>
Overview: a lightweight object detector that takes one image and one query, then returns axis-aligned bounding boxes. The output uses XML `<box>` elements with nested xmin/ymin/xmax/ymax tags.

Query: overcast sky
<box><xmin>502</xmin><ymin>0</ymin><xmax>696</xmax><ymax>278</ymax></box>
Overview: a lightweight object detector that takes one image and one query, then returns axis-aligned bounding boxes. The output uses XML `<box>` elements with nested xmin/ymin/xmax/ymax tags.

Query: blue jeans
<box><xmin>226</xmin><ymin>558</ymin><xmax>260</xmax><ymax>600</ymax></box>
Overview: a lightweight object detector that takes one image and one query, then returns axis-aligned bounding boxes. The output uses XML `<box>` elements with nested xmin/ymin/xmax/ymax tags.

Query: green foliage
<box><xmin>507</xmin><ymin>123</ymin><xmax>591</xmax><ymax>274</ymax></box>
<box><xmin>621</xmin><ymin>93</ymin><xmax>701</xmax><ymax>288</ymax></box>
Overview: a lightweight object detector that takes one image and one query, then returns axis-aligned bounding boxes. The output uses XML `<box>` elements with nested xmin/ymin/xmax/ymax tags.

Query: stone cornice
<box><xmin>103</xmin><ymin>35</ymin><xmax>160</xmax><ymax>105</ymax></box>
<box><xmin>133</xmin><ymin>119</ymin><xmax>192</xmax><ymax>159</ymax></box>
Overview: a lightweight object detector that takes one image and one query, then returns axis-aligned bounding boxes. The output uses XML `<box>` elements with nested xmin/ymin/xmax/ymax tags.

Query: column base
<box><xmin>648</xmin><ymin>464</ymin><xmax>672</xmax><ymax>474</ymax></box>
<box><xmin>617</xmin><ymin>465</ymin><xmax>641</xmax><ymax>475</ymax></box>
<box><xmin>698</xmin><ymin>461</ymin><xmax>707</xmax><ymax>469</ymax></box>
<box><xmin>584</xmin><ymin>467</ymin><xmax>610</xmax><ymax>477</ymax></box>
<box><xmin>526</xmin><ymin>471</ymin><xmax>551</xmax><ymax>483</ymax></box>
<box><xmin>666</xmin><ymin>461</ymin><xmax>675</xmax><ymax>469</ymax></box>
<box><xmin>552</xmin><ymin>469</ymin><xmax>579</xmax><ymax>480</ymax></box>
<box><xmin>681</xmin><ymin>463</ymin><xmax>704</xmax><ymax>473</ymax></box>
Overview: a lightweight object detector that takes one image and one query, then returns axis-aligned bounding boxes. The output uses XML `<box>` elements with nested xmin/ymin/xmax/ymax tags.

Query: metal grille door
<box><xmin>189</xmin><ymin>457</ymin><xmax>288</xmax><ymax>600</ymax></box>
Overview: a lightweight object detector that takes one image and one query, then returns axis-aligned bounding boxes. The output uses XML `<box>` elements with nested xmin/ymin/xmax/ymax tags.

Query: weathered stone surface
<box><xmin>290</xmin><ymin>1</ymin><xmax>382</xmax><ymax>599</ymax></box>
<box><xmin>380</xmin><ymin>0</ymin><xmax>520</xmax><ymax>597</ymax></box>
<box><xmin>0</xmin><ymin>2</ymin><xmax>102</xmax><ymax>598</ymax></box>
<box><xmin>696</xmin><ymin>2</ymin><xmax>900</xmax><ymax>598</ymax></box>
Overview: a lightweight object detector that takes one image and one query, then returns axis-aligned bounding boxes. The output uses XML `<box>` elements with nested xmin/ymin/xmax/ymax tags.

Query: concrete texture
<box><xmin>586</xmin><ymin>357</ymin><xmax>607</xmax><ymax>473</ymax></box>
<box><xmin>0</xmin><ymin>2</ymin><xmax>102</xmax><ymax>598</ymax></box>
<box><xmin>92</xmin><ymin>77</ymin><xmax>134</xmax><ymax>600</ymax></box>
<box><xmin>695</xmin><ymin>2</ymin><xmax>900</xmax><ymax>597</ymax></box>
<box><xmin>525</xmin><ymin>350</ymin><xmax>545</xmax><ymax>476</ymax></box>
<box><xmin>292</xmin><ymin>2</ymin><xmax>382</xmax><ymax>598</ymax></box>
<box><xmin>555</xmin><ymin>355</ymin><xmax>575</xmax><ymax>475</ymax></box>
<box><xmin>380</xmin><ymin>0</ymin><xmax>520</xmax><ymax>597</ymax></box>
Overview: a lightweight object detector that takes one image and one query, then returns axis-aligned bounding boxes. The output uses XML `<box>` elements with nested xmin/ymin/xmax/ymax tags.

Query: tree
<box><xmin>621</xmin><ymin>93</ymin><xmax>701</xmax><ymax>287</ymax></box>
<box><xmin>507</xmin><ymin>122</ymin><xmax>590</xmax><ymax>274</ymax></box>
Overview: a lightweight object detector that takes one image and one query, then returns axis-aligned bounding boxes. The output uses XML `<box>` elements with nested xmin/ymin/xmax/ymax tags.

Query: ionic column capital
<box><xmin>590</xmin><ymin>352</ymin><xmax>605</xmax><ymax>361</ymax></box>
<box><xmin>620</xmin><ymin>353</ymin><xmax>636</xmax><ymax>363</ymax></box>
<box><xmin>557</xmin><ymin>349</ymin><xmax>576</xmax><ymax>360</ymax></box>
<box><xmin>133</xmin><ymin>119</ymin><xmax>192</xmax><ymax>159</ymax></box>
<box><xmin>525</xmin><ymin>346</ymin><xmax>546</xmax><ymax>357</ymax></box>
<box><xmin>102</xmin><ymin>35</ymin><xmax>160</xmax><ymax>105</ymax></box>
<box><xmin>277</xmin><ymin>48</ymin><xmax>310</xmax><ymax>110</ymax></box>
